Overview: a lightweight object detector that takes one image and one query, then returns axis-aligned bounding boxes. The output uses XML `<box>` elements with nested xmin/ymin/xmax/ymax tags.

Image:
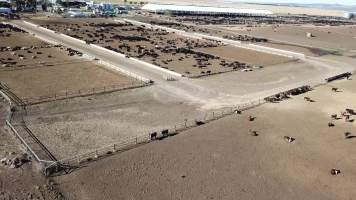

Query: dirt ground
<box><xmin>225</xmin><ymin>25</ymin><xmax>356</xmax><ymax>52</ymax></box>
<box><xmin>0</xmin><ymin>161</ymin><xmax>65</xmax><ymax>200</ymax></box>
<box><xmin>197</xmin><ymin>45</ymin><xmax>294</xmax><ymax>67</ymax></box>
<box><xmin>54</xmin><ymin>75</ymin><xmax>356</xmax><ymax>200</ymax></box>
<box><xmin>0</xmin><ymin>129</ymin><xmax>19</xmax><ymax>163</ymax></box>
<box><xmin>260</xmin><ymin>42</ymin><xmax>337</xmax><ymax>57</ymax></box>
<box><xmin>24</xmin><ymin>86</ymin><xmax>206</xmax><ymax>160</ymax></box>
<box><xmin>0</xmin><ymin>46</ymin><xmax>83</xmax><ymax>70</ymax></box>
<box><xmin>136</xmin><ymin>10</ymin><xmax>355</xmax><ymax>27</ymax></box>
<box><xmin>21</xmin><ymin>53</ymin><xmax>354</xmax><ymax>160</ymax></box>
<box><xmin>0</xmin><ymin>22</ymin><xmax>141</xmax><ymax>104</ymax></box>
<box><xmin>28</xmin><ymin>17</ymin><xmax>289</xmax><ymax>77</ymax></box>
<box><xmin>0</xmin><ymin>141</ymin><xmax>64</xmax><ymax>200</ymax></box>
<box><xmin>2</xmin><ymin>13</ymin><xmax>355</xmax><ymax>200</ymax></box>
<box><xmin>127</xmin><ymin>14</ymin><xmax>347</xmax><ymax>59</ymax></box>
<box><xmin>127</xmin><ymin>13</ymin><xmax>346</xmax><ymax>58</ymax></box>
<box><xmin>0</xmin><ymin>109</ymin><xmax>64</xmax><ymax>200</ymax></box>
<box><xmin>0</xmin><ymin>34</ymin><xmax>48</xmax><ymax>48</ymax></box>
<box><xmin>0</xmin><ymin>100</ymin><xmax>13</xmax><ymax>156</ymax></box>
<box><xmin>0</xmin><ymin>62</ymin><xmax>139</xmax><ymax>103</ymax></box>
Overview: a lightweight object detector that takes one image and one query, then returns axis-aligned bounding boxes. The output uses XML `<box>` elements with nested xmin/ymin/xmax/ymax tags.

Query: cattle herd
<box><xmin>223</xmin><ymin>34</ymin><xmax>268</xmax><ymax>43</ymax></box>
<box><xmin>0</xmin><ymin>24</ymin><xmax>83</xmax><ymax>70</ymax></box>
<box><xmin>0</xmin><ymin>23</ymin><xmax>26</xmax><ymax>36</ymax></box>
<box><xmin>264</xmin><ymin>86</ymin><xmax>312</xmax><ymax>103</ymax></box>
<box><xmin>166</xmin><ymin>15</ymin><xmax>356</xmax><ymax>26</ymax></box>
<box><xmin>148</xmin><ymin>20</ymin><xmax>211</xmax><ymax>33</ymax></box>
<box><xmin>147</xmin><ymin>19</ymin><xmax>269</xmax><ymax>43</ymax></box>
<box><xmin>39</xmin><ymin>19</ymin><xmax>253</xmax><ymax>76</ymax></box>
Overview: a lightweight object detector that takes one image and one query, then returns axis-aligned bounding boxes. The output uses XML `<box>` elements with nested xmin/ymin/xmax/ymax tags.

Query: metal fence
<box><xmin>46</xmin><ymin>98</ymin><xmax>265</xmax><ymax>175</ymax></box>
<box><xmin>1</xmin><ymin>63</ymin><xmax>353</xmax><ymax>176</ymax></box>
<box><xmin>2</xmin><ymin>81</ymin><xmax>322</xmax><ymax>176</ymax></box>
<box><xmin>0</xmin><ymin>81</ymin><xmax>318</xmax><ymax>176</ymax></box>
<box><xmin>21</xmin><ymin>81</ymin><xmax>151</xmax><ymax>105</ymax></box>
<box><xmin>1</xmin><ymin>90</ymin><xmax>57</xmax><ymax>171</ymax></box>
<box><xmin>5</xmin><ymin>120</ymin><xmax>52</xmax><ymax>163</ymax></box>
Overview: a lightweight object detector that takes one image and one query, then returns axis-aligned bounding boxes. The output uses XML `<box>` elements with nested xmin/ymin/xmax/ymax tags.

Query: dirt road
<box><xmin>55</xmin><ymin>75</ymin><xmax>356</xmax><ymax>200</ymax></box>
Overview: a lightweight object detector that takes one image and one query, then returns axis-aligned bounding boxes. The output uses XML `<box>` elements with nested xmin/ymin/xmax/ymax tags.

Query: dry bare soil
<box><xmin>25</xmin><ymin>86</ymin><xmax>206</xmax><ymax>160</ymax></box>
<box><xmin>0</xmin><ymin>22</ymin><xmax>141</xmax><ymax>104</ymax></box>
<box><xmin>54</xmin><ymin>75</ymin><xmax>356</xmax><ymax>200</ymax></box>
<box><xmin>0</xmin><ymin>163</ymin><xmax>64</xmax><ymax>200</ymax></box>
<box><xmin>0</xmin><ymin>114</ymin><xmax>64</xmax><ymax>200</ymax></box>
<box><xmin>197</xmin><ymin>45</ymin><xmax>294</xmax><ymax>66</ymax></box>
<box><xmin>228</xmin><ymin>25</ymin><xmax>356</xmax><ymax>52</ymax></box>
<box><xmin>29</xmin><ymin>17</ymin><xmax>292</xmax><ymax>76</ymax></box>
<box><xmin>0</xmin><ymin>62</ymin><xmax>138</xmax><ymax>103</ymax></box>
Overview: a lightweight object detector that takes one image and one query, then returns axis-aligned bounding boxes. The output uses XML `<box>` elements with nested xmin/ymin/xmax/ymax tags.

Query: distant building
<box><xmin>343</xmin><ymin>12</ymin><xmax>356</xmax><ymax>19</ymax></box>
<box><xmin>0</xmin><ymin>7</ymin><xmax>11</xmax><ymax>14</ymax></box>
<box><xmin>0</xmin><ymin>0</ymin><xmax>11</xmax><ymax>14</ymax></box>
<box><xmin>142</xmin><ymin>4</ymin><xmax>273</xmax><ymax>17</ymax></box>
<box><xmin>57</xmin><ymin>0</ymin><xmax>87</xmax><ymax>8</ymax></box>
<box><xmin>66</xmin><ymin>8</ymin><xmax>86</xmax><ymax>17</ymax></box>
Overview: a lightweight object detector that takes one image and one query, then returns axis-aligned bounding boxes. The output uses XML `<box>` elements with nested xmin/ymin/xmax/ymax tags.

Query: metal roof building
<box><xmin>142</xmin><ymin>4</ymin><xmax>273</xmax><ymax>16</ymax></box>
<box><xmin>343</xmin><ymin>12</ymin><xmax>356</xmax><ymax>19</ymax></box>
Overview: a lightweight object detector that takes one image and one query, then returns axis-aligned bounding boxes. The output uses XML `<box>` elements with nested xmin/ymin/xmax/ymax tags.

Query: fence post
<box><xmin>113</xmin><ymin>144</ymin><xmax>116</xmax><ymax>151</ymax></box>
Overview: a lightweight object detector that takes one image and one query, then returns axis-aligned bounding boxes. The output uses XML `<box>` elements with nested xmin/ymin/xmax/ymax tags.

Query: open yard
<box><xmin>127</xmin><ymin>13</ymin><xmax>356</xmax><ymax>58</ymax></box>
<box><xmin>27</xmin><ymin>17</ymin><xmax>294</xmax><ymax>77</ymax></box>
<box><xmin>55</xmin><ymin>75</ymin><xmax>356</xmax><ymax>200</ymax></box>
<box><xmin>19</xmin><ymin>51</ymin><xmax>355</xmax><ymax>160</ymax></box>
<box><xmin>0</xmin><ymin>22</ymin><xmax>143</xmax><ymax>104</ymax></box>
<box><xmin>197</xmin><ymin>45</ymin><xmax>295</xmax><ymax>66</ymax></box>
<box><xmin>24</xmin><ymin>86</ymin><xmax>206</xmax><ymax>160</ymax></box>
<box><xmin>2</xmin><ymin>11</ymin><xmax>356</xmax><ymax>200</ymax></box>
<box><xmin>226</xmin><ymin>25</ymin><xmax>356</xmax><ymax>52</ymax></box>
<box><xmin>0</xmin><ymin>62</ymin><xmax>139</xmax><ymax>104</ymax></box>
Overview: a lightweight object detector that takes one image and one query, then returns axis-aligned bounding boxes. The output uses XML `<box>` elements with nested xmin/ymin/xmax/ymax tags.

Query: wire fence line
<box><xmin>0</xmin><ymin>90</ymin><xmax>56</xmax><ymax>167</ymax></box>
<box><xmin>5</xmin><ymin>120</ymin><xmax>51</xmax><ymax>163</ymax></box>
<box><xmin>2</xmin><ymin>76</ymin><xmax>330</xmax><ymax>176</ymax></box>
<box><xmin>44</xmin><ymin>98</ymin><xmax>265</xmax><ymax>176</ymax></box>
<box><xmin>0</xmin><ymin>59</ymin><xmax>93</xmax><ymax>72</ymax></box>
<box><xmin>20</xmin><ymin>81</ymin><xmax>151</xmax><ymax>105</ymax></box>
<box><xmin>46</xmin><ymin>81</ymin><xmax>326</xmax><ymax>174</ymax></box>
<box><xmin>95</xmin><ymin>59</ymin><xmax>154</xmax><ymax>83</ymax></box>
<box><xmin>3</xmin><ymin>69</ymin><xmax>353</xmax><ymax>176</ymax></box>
<box><xmin>0</xmin><ymin>79</ymin><xmax>336</xmax><ymax>176</ymax></box>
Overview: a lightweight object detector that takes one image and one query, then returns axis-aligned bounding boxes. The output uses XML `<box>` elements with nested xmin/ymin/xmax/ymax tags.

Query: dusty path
<box><xmin>10</xmin><ymin>20</ymin><xmax>355</xmax><ymax>109</ymax></box>
<box><xmin>8</xmin><ymin>18</ymin><xmax>356</xmax><ymax>160</ymax></box>
<box><xmin>55</xmin><ymin>76</ymin><xmax>356</xmax><ymax>200</ymax></box>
